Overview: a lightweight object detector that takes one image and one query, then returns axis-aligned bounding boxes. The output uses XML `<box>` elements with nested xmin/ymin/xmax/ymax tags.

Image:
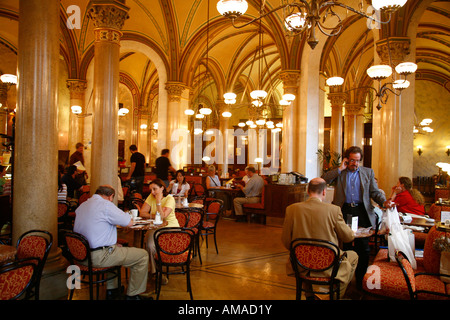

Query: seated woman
<box><xmin>388</xmin><ymin>176</ymin><xmax>425</xmax><ymax>215</ymax></box>
<box><xmin>205</xmin><ymin>165</ymin><xmax>221</xmax><ymax>194</ymax></box>
<box><xmin>135</xmin><ymin>178</ymin><xmax>178</xmax><ymax>283</ymax></box>
<box><xmin>167</xmin><ymin>169</ymin><xmax>190</xmax><ymax>198</ymax></box>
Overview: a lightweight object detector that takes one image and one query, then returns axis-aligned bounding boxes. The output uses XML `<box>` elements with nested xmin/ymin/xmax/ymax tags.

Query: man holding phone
<box><xmin>322</xmin><ymin>146</ymin><xmax>388</xmax><ymax>289</ymax></box>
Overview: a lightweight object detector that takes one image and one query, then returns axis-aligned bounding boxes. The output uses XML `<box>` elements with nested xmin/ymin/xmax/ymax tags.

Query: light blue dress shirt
<box><xmin>345</xmin><ymin>169</ymin><xmax>362</xmax><ymax>204</ymax></box>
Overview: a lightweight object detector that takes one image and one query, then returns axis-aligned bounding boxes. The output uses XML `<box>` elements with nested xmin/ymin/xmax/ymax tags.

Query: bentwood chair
<box><xmin>58</xmin><ymin>200</ymin><xmax>71</xmax><ymax>230</ymax></box>
<box><xmin>395</xmin><ymin>250</ymin><xmax>450</xmax><ymax>300</ymax></box>
<box><xmin>153</xmin><ymin>227</ymin><xmax>195</xmax><ymax>300</ymax></box>
<box><xmin>0</xmin><ymin>258</ymin><xmax>37</xmax><ymax>300</ymax></box>
<box><xmin>184</xmin><ymin>207</ymin><xmax>204</xmax><ymax>264</ymax></box>
<box><xmin>60</xmin><ymin>230</ymin><xmax>121</xmax><ymax>300</ymax></box>
<box><xmin>175</xmin><ymin>210</ymin><xmax>189</xmax><ymax>228</ymax></box>
<box><xmin>201</xmin><ymin>199</ymin><xmax>224</xmax><ymax>254</ymax></box>
<box><xmin>16</xmin><ymin>229</ymin><xmax>53</xmax><ymax>300</ymax></box>
<box><xmin>290</xmin><ymin>238</ymin><xmax>345</xmax><ymax>300</ymax></box>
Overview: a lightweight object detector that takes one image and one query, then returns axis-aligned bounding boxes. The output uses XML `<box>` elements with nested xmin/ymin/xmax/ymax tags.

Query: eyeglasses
<box><xmin>348</xmin><ymin>159</ymin><xmax>361</xmax><ymax>163</ymax></box>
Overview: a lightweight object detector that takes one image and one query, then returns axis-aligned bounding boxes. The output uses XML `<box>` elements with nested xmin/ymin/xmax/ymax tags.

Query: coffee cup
<box><xmin>130</xmin><ymin>209</ymin><xmax>138</xmax><ymax>219</ymax></box>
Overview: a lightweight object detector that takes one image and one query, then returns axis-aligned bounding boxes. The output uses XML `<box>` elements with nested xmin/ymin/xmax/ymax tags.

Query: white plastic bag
<box><xmin>386</xmin><ymin>207</ymin><xmax>417</xmax><ymax>269</ymax></box>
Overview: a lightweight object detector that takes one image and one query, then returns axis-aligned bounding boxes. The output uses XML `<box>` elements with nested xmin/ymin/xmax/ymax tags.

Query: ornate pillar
<box><xmin>87</xmin><ymin>1</ymin><xmax>129</xmax><ymax>198</ymax></box>
<box><xmin>165</xmin><ymin>81</ymin><xmax>186</xmax><ymax>167</ymax></box>
<box><xmin>14</xmin><ymin>0</ymin><xmax>68</xmax><ymax>299</ymax></box>
<box><xmin>327</xmin><ymin>92</ymin><xmax>347</xmax><ymax>155</ymax></box>
<box><xmin>344</xmin><ymin>103</ymin><xmax>365</xmax><ymax>150</ymax></box>
<box><xmin>279</xmin><ymin>70</ymin><xmax>301</xmax><ymax>173</ymax></box>
<box><xmin>66</xmin><ymin>79</ymin><xmax>87</xmax><ymax>153</ymax></box>
<box><xmin>217</xmin><ymin>100</ymin><xmax>229</xmax><ymax>176</ymax></box>
<box><xmin>372</xmin><ymin>37</ymin><xmax>414</xmax><ymax>191</ymax></box>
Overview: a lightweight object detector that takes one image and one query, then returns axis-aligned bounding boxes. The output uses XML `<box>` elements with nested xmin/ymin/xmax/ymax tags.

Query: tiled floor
<box><xmin>69</xmin><ymin>217</ymin><xmax>369</xmax><ymax>301</ymax></box>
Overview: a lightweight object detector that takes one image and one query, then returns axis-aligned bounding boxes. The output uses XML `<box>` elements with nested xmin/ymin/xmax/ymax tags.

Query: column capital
<box><xmin>66</xmin><ymin>79</ymin><xmax>87</xmax><ymax>100</ymax></box>
<box><xmin>376</xmin><ymin>37</ymin><xmax>411</xmax><ymax>66</ymax></box>
<box><xmin>87</xmin><ymin>1</ymin><xmax>130</xmax><ymax>30</ymax></box>
<box><xmin>165</xmin><ymin>82</ymin><xmax>186</xmax><ymax>102</ymax></box>
<box><xmin>279</xmin><ymin>70</ymin><xmax>301</xmax><ymax>94</ymax></box>
<box><xmin>345</xmin><ymin>103</ymin><xmax>364</xmax><ymax>116</ymax></box>
<box><xmin>327</xmin><ymin>92</ymin><xmax>347</xmax><ymax>107</ymax></box>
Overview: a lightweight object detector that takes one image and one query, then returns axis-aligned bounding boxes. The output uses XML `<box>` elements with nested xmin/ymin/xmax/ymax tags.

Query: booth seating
<box><xmin>362</xmin><ymin>226</ymin><xmax>450</xmax><ymax>300</ymax></box>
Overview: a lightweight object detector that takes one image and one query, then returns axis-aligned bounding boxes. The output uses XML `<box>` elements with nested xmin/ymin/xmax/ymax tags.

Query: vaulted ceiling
<box><xmin>0</xmin><ymin>0</ymin><xmax>448</xmax><ymax>123</ymax></box>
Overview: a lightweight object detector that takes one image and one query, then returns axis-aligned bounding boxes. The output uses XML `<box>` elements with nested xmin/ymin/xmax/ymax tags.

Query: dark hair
<box><xmin>150</xmin><ymin>178</ymin><xmax>168</xmax><ymax>196</ymax></box>
<box><xmin>245</xmin><ymin>166</ymin><xmax>256</xmax><ymax>173</ymax></box>
<box><xmin>175</xmin><ymin>169</ymin><xmax>187</xmax><ymax>184</ymax></box>
<box><xmin>161</xmin><ymin>149</ymin><xmax>170</xmax><ymax>155</ymax></box>
<box><xmin>95</xmin><ymin>185</ymin><xmax>115</xmax><ymax>197</ymax></box>
<box><xmin>344</xmin><ymin>146</ymin><xmax>363</xmax><ymax>161</ymax></box>
<box><xmin>307</xmin><ymin>179</ymin><xmax>327</xmax><ymax>194</ymax></box>
<box><xmin>75</xmin><ymin>142</ymin><xmax>84</xmax><ymax>149</ymax></box>
<box><xmin>399</xmin><ymin>176</ymin><xmax>425</xmax><ymax>205</ymax></box>
<box><xmin>66</xmin><ymin>165</ymin><xmax>77</xmax><ymax>175</ymax></box>
<box><xmin>129</xmin><ymin>144</ymin><xmax>137</xmax><ymax>151</ymax></box>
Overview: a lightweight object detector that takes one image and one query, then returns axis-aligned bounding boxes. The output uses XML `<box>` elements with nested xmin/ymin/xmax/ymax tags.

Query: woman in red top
<box><xmin>389</xmin><ymin>176</ymin><xmax>425</xmax><ymax>215</ymax></box>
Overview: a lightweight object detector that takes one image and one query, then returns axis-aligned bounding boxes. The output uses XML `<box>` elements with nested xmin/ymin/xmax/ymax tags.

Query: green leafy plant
<box><xmin>317</xmin><ymin>149</ymin><xmax>341</xmax><ymax>174</ymax></box>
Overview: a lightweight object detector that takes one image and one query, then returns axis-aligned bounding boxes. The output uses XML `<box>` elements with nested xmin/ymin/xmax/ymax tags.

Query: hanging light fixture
<box><xmin>71</xmin><ymin>105</ymin><xmax>82</xmax><ymax>114</ymax></box>
<box><xmin>326</xmin><ymin>35</ymin><xmax>417</xmax><ymax>111</ymax></box>
<box><xmin>217</xmin><ymin>0</ymin><xmax>408</xmax><ymax>50</ymax></box>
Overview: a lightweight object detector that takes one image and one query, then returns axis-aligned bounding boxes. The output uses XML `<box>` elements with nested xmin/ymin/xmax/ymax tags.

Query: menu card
<box><xmin>441</xmin><ymin>211</ymin><xmax>450</xmax><ymax>223</ymax></box>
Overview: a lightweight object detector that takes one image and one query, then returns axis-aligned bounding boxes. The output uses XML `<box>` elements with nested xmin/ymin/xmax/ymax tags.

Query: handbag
<box><xmin>386</xmin><ymin>207</ymin><xmax>417</xmax><ymax>269</ymax></box>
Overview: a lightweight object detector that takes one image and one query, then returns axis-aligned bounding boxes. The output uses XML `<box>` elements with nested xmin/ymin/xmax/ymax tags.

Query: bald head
<box><xmin>307</xmin><ymin>178</ymin><xmax>327</xmax><ymax>199</ymax></box>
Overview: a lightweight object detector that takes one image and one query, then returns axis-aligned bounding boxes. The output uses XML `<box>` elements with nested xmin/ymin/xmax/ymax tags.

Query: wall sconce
<box><xmin>446</xmin><ymin>146</ymin><xmax>450</xmax><ymax>156</ymax></box>
<box><xmin>417</xmin><ymin>146</ymin><xmax>423</xmax><ymax>156</ymax></box>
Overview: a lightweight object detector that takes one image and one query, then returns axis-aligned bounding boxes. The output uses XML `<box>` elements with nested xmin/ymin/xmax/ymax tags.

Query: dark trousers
<box><xmin>341</xmin><ymin>203</ymin><xmax>371</xmax><ymax>288</ymax></box>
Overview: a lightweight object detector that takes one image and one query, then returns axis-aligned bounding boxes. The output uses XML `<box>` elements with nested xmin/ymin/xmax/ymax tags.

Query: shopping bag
<box><xmin>386</xmin><ymin>207</ymin><xmax>417</xmax><ymax>269</ymax></box>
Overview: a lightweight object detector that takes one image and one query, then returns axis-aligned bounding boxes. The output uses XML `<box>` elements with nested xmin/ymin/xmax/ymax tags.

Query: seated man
<box><xmin>233</xmin><ymin>166</ymin><xmax>265</xmax><ymax>222</ymax></box>
<box><xmin>74</xmin><ymin>185</ymin><xmax>150</xmax><ymax>300</ymax></box>
<box><xmin>281</xmin><ymin>178</ymin><xmax>358</xmax><ymax>299</ymax></box>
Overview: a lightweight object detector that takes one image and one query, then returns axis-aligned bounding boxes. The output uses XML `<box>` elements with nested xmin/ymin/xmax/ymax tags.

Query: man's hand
<box><xmin>339</xmin><ymin>157</ymin><xmax>348</xmax><ymax>171</ymax></box>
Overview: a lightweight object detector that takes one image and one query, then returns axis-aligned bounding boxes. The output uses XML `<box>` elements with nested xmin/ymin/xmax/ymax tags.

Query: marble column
<box><xmin>344</xmin><ymin>103</ymin><xmax>364</xmax><ymax>149</ymax></box>
<box><xmin>217</xmin><ymin>101</ymin><xmax>230</xmax><ymax>176</ymax></box>
<box><xmin>165</xmin><ymin>82</ymin><xmax>187</xmax><ymax>167</ymax></box>
<box><xmin>87</xmin><ymin>1</ymin><xmax>129</xmax><ymax>197</ymax></box>
<box><xmin>371</xmin><ymin>37</ymin><xmax>414</xmax><ymax>192</ymax></box>
<box><xmin>66</xmin><ymin>79</ymin><xmax>87</xmax><ymax>153</ymax></box>
<box><xmin>280</xmin><ymin>70</ymin><xmax>301</xmax><ymax>173</ymax></box>
<box><xmin>327</xmin><ymin>92</ymin><xmax>347</xmax><ymax>155</ymax></box>
<box><xmin>14</xmin><ymin>0</ymin><xmax>68</xmax><ymax>299</ymax></box>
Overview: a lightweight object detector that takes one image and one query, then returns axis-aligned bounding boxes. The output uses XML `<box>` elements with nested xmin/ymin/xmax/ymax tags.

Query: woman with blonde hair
<box><xmin>388</xmin><ymin>176</ymin><xmax>425</xmax><ymax>215</ymax></box>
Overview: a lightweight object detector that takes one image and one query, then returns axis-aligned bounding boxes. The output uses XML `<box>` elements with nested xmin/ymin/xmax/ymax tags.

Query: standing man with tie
<box><xmin>322</xmin><ymin>146</ymin><xmax>388</xmax><ymax>289</ymax></box>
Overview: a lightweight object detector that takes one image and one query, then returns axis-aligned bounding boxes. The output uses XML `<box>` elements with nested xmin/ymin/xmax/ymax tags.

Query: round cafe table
<box><xmin>119</xmin><ymin>220</ymin><xmax>168</xmax><ymax>248</ymax></box>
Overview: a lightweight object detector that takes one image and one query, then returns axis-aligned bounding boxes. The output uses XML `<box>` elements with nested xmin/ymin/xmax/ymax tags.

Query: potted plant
<box><xmin>317</xmin><ymin>149</ymin><xmax>341</xmax><ymax>174</ymax></box>
<box><xmin>432</xmin><ymin>234</ymin><xmax>450</xmax><ymax>283</ymax></box>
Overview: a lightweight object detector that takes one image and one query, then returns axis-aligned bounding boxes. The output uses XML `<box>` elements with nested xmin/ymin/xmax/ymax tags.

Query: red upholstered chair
<box><xmin>201</xmin><ymin>199</ymin><xmax>224</xmax><ymax>254</ymax></box>
<box><xmin>396</xmin><ymin>251</ymin><xmax>450</xmax><ymax>300</ymax></box>
<box><xmin>60</xmin><ymin>230</ymin><xmax>121</xmax><ymax>300</ymax></box>
<box><xmin>0</xmin><ymin>258</ymin><xmax>37</xmax><ymax>300</ymax></box>
<box><xmin>16</xmin><ymin>229</ymin><xmax>53</xmax><ymax>300</ymax></box>
<box><xmin>289</xmin><ymin>238</ymin><xmax>344</xmax><ymax>300</ymax></box>
<box><xmin>58</xmin><ymin>201</ymin><xmax>71</xmax><ymax>230</ymax></box>
<box><xmin>153</xmin><ymin>227</ymin><xmax>195</xmax><ymax>300</ymax></box>
<box><xmin>185</xmin><ymin>207</ymin><xmax>204</xmax><ymax>264</ymax></box>
<box><xmin>362</xmin><ymin>226</ymin><xmax>448</xmax><ymax>300</ymax></box>
<box><xmin>243</xmin><ymin>180</ymin><xmax>268</xmax><ymax>224</ymax></box>
<box><xmin>423</xmin><ymin>226</ymin><xmax>446</xmax><ymax>274</ymax></box>
<box><xmin>175</xmin><ymin>210</ymin><xmax>189</xmax><ymax>228</ymax></box>
<box><xmin>77</xmin><ymin>191</ymin><xmax>90</xmax><ymax>206</ymax></box>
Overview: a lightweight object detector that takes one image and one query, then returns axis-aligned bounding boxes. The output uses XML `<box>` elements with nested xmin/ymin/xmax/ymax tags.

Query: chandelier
<box><xmin>413</xmin><ymin>118</ymin><xmax>433</xmax><ymax>135</ymax></box>
<box><xmin>217</xmin><ymin>0</ymin><xmax>408</xmax><ymax>49</ymax></box>
<box><xmin>222</xmin><ymin>1</ymin><xmax>295</xmax><ymax>128</ymax></box>
<box><xmin>326</xmin><ymin>33</ymin><xmax>417</xmax><ymax>111</ymax></box>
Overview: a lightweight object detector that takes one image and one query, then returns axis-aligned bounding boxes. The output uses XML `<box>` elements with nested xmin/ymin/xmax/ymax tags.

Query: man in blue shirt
<box><xmin>74</xmin><ymin>185</ymin><xmax>150</xmax><ymax>300</ymax></box>
<box><xmin>323</xmin><ymin>146</ymin><xmax>387</xmax><ymax>289</ymax></box>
